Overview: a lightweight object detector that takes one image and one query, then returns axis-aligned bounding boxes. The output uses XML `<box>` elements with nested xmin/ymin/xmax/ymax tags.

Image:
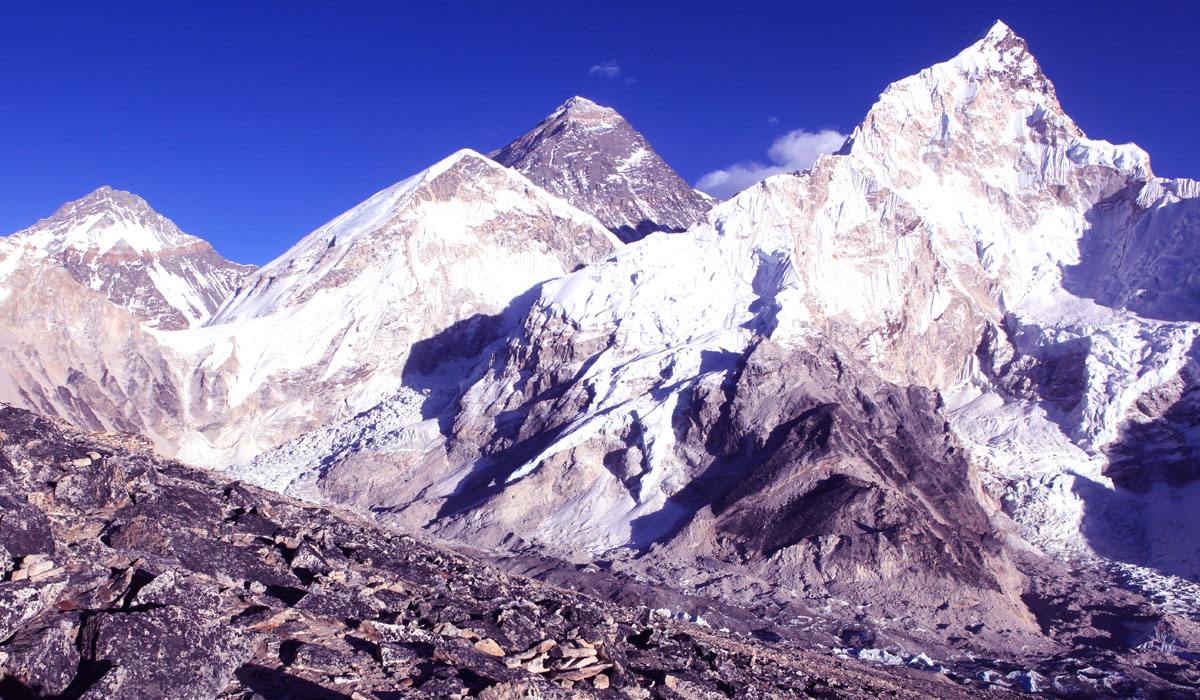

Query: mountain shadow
<box><xmin>400</xmin><ymin>283</ymin><xmax>547</xmax><ymax>433</ymax></box>
<box><xmin>612</xmin><ymin>219</ymin><xmax>688</xmax><ymax>244</ymax></box>
<box><xmin>1059</xmin><ymin>185</ymin><xmax>1200</xmax><ymax>581</ymax></box>
<box><xmin>1061</xmin><ymin>180</ymin><xmax>1200</xmax><ymax>323</ymax></box>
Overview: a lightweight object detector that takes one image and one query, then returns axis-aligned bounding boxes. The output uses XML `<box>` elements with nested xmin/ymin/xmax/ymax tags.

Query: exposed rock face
<box><xmin>491</xmin><ymin>97</ymin><xmax>714</xmax><ymax>242</ymax></box>
<box><xmin>641</xmin><ymin>341</ymin><xmax>1023</xmax><ymax>614</ymax></box>
<box><xmin>0</xmin><ymin>404</ymin><xmax>1061</xmax><ymax>699</ymax></box>
<box><xmin>1</xmin><ymin>186</ymin><xmax>252</xmax><ymax>330</ymax></box>
<box><xmin>163</xmin><ymin>149</ymin><xmax>618</xmax><ymax>466</ymax></box>
<box><xmin>0</xmin><ymin>249</ymin><xmax>193</xmax><ymax>443</ymax></box>
<box><xmin>221</xmin><ymin>23</ymin><xmax>1200</xmax><ymax>668</ymax></box>
<box><xmin>306</xmin><ymin>320</ymin><xmax>1032</xmax><ymax>635</ymax></box>
<box><xmin>0</xmin><ymin>186</ymin><xmax>250</xmax><ymax>449</ymax></box>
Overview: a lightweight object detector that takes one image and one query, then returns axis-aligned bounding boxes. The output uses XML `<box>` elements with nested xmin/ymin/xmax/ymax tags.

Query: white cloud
<box><xmin>696</xmin><ymin>128</ymin><xmax>848</xmax><ymax>200</ymax></box>
<box><xmin>589</xmin><ymin>60</ymin><xmax>621</xmax><ymax>78</ymax></box>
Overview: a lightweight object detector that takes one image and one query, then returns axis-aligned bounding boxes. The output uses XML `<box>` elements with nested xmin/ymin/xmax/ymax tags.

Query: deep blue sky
<box><xmin>2</xmin><ymin>1</ymin><xmax>1197</xmax><ymax>265</ymax></box>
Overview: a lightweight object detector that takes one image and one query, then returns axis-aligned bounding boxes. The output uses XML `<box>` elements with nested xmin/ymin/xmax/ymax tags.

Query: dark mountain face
<box><xmin>0</xmin><ymin>404</ymin><xmax>1049</xmax><ymax>700</ymax></box>
<box><xmin>490</xmin><ymin>97</ymin><xmax>713</xmax><ymax>242</ymax></box>
<box><xmin>427</xmin><ymin>327</ymin><xmax>1031</xmax><ymax>636</ymax></box>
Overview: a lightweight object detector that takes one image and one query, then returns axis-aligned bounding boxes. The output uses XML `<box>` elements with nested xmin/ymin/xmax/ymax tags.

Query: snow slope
<box><xmin>151</xmin><ymin>149</ymin><xmax>618</xmax><ymax>466</ymax></box>
<box><xmin>259</xmin><ymin>23</ymin><xmax>1200</xmax><ymax>591</ymax></box>
<box><xmin>0</xmin><ymin>186</ymin><xmax>252</xmax><ymax>329</ymax></box>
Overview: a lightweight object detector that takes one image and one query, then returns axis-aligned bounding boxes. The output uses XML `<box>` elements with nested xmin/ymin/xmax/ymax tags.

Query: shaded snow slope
<box><xmin>154</xmin><ymin>149</ymin><xmax>618</xmax><ymax>466</ymax></box>
<box><xmin>262</xmin><ymin>22</ymin><xmax>1200</xmax><ymax>597</ymax></box>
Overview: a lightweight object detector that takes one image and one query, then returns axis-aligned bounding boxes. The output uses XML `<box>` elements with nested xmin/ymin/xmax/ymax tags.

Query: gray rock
<box><xmin>1</xmin><ymin>616</ymin><xmax>80</xmax><ymax>695</ymax></box>
<box><xmin>491</xmin><ymin>96</ymin><xmax>713</xmax><ymax>242</ymax></box>
<box><xmin>82</xmin><ymin>606</ymin><xmax>256</xmax><ymax>700</ymax></box>
<box><xmin>0</xmin><ymin>493</ymin><xmax>55</xmax><ymax>557</ymax></box>
<box><xmin>0</xmin><ymin>386</ymin><xmax>1190</xmax><ymax>700</ymax></box>
<box><xmin>287</xmin><ymin>642</ymin><xmax>353</xmax><ymax>674</ymax></box>
<box><xmin>131</xmin><ymin>569</ymin><xmax>223</xmax><ymax>609</ymax></box>
<box><xmin>0</xmin><ymin>579</ymin><xmax>65</xmax><ymax>642</ymax></box>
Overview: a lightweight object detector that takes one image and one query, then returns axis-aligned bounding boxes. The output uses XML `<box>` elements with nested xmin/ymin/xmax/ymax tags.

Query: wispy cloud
<box><xmin>696</xmin><ymin>128</ymin><xmax>848</xmax><ymax>200</ymax></box>
<box><xmin>588</xmin><ymin>59</ymin><xmax>621</xmax><ymax>78</ymax></box>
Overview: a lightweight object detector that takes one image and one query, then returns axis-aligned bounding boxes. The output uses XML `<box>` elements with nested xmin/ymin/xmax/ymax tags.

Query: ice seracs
<box><xmin>247</xmin><ymin>21</ymin><xmax>1200</xmax><ymax>626</ymax></box>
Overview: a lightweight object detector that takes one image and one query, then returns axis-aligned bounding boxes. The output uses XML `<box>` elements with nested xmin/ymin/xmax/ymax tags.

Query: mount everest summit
<box><xmin>491</xmin><ymin>95</ymin><xmax>714</xmax><ymax>242</ymax></box>
<box><xmin>2</xmin><ymin>20</ymin><xmax>1199</xmax><ymax>695</ymax></box>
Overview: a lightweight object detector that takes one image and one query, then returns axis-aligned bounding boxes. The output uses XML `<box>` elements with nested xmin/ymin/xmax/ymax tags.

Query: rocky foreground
<box><xmin>0</xmin><ymin>404</ymin><xmax>1040</xmax><ymax>700</ymax></box>
<box><xmin>1</xmin><ymin>408</ymin><xmax>1198</xmax><ymax>700</ymax></box>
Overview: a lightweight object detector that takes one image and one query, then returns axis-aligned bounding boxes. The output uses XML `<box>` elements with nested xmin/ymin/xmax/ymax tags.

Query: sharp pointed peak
<box><xmin>957</xmin><ymin>18</ymin><xmax>1038</xmax><ymax>69</ymax></box>
<box><xmin>11</xmin><ymin>185</ymin><xmax>197</xmax><ymax>256</ymax></box>
<box><xmin>900</xmin><ymin>17</ymin><xmax>1049</xmax><ymax>99</ymax></box>
<box><xmin>550</xmin><ymin>96</ymin><xmax>622</xmax><ymax>122</ymax></box>
<box><xmin>435</xmin><ymin>147</ymin><xmax>488</xmax><ymax>168</ymax></box>
<box><xmin>422</xmin><ymin>147</ymin><xmax>510</xmax><ymax>181</ymax></box>
<box><xmin>980</xmin><ymin>19</ymin><xmax>1015</xmax><ymax>43</ymax></box>
<box><xmin>489</xmin><ymin>95</ymin><xmax>712</xmax><ymax>241</ymax></box>
<box><xmin>59</xmin><ymin>185</ymin><xmax>156</xmax><ymax>218</ymax></box>
<box><xmin>560</xmin><ymin>95</ymin><xmax>602</xmax><ymax>110</ymax></box>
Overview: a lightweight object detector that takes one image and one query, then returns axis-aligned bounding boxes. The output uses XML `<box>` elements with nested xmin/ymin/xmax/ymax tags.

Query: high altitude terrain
<box><xmin>2</xmin><ymin>19</ymin><xmax>1199</xmax><ymax>698</ymax></box>
<box><xmin>2</xmin><ymin>403</ymin><xmax>1044</xmax><ymax>699</ymax></box>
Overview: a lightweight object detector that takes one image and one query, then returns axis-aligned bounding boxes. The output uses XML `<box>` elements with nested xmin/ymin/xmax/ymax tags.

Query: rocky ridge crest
<box><xmin>2</xmin><ymin>185</ymin><xmax>253</xmax><ymax>330</ymax></box>
<box><xmin>491</xmin><ymin>97</ymin><xmax>713</xmax><ymax>242</ymax></box>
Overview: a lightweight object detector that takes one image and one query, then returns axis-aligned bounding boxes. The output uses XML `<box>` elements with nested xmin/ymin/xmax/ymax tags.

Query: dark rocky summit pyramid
<box><xmin>490</xmin><ymin>97</ymin><xmax>713</xmax><ymax>242</ymax></box>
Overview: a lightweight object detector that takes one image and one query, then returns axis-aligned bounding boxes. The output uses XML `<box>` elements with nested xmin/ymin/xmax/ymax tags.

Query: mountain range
<box><xmin>2</xmin><ymin>20</ymin><xmax>1198</xmax><ymax>697</ymax></box>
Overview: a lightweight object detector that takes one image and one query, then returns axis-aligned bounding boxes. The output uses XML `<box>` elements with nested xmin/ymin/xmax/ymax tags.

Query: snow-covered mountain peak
<box><xmin>259</xmin><ymin>148</ymin><xmax>491</xmax><ymax>265</ymax></box>
<box><xmin>0</xmin><ymin>186</ymin><xmax>252</xmax><ymax>329</ymax></box>
<box><xmin>559</xmin><ymin>95</ymin><xmax>603</xmax><ymax>110</ymax></box>
<box><xmin>951</xmin><ymin>19</ymin><xmax>1048</xmax><ymax>90</ymax></box>
<box><xmin>551</xmin><ymin>96</ymin><xmax>620</xmax><ymax>128</ymax></box>
<box><xmin>210</xmin><ymin>147</ymin><xmax>615</xmax><ymax>325</ymax></box>
<box><xmin>155</xmin><ymin>146</ymin><xmax>620</xmax><ymax>464</ymax></box>
<box><xmin>424</xmin><ymin>147</ymin><xmax>493</xmax><ymax>180</ymax></box>
<box><xmin>836</xmin><ymin>19</ymin><xmax>1152</xmax><ymax>313</ymax></box>
<box><xmin>491</xmin><ymin>97</ymin><xmax>713</xmax><ymax>241</ymax></box>
<box><xmin>975</xmin><ymin>19</ymin><xmax>1021</xmax><ymax>53</ymax></box>
<box><xmin>10</xmin><ymin>185</ymin><xmax>198</xmax><ymax>258</ymax></box>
